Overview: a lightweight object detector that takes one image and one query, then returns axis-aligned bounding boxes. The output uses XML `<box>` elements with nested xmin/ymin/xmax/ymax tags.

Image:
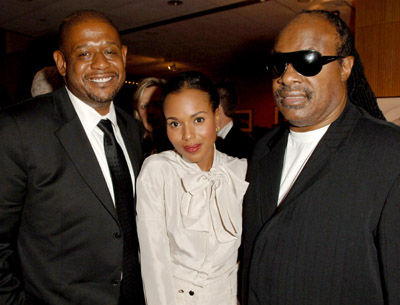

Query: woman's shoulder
<box><xmin>138</xmin><ymin>151</ymin><xmax>181</xmax><ymax>184</ymax></box>
<box><xmin>216</xmin><ymin>150</ymin><xmax>248</xmax><ymax>178</ymax></box>
<box><xmin>217</xmin><ymin>150</ymin><xmax>247</xmax><ymax>166</ymax></box>
<box><xmin>141</xmin><ymin>150</ymin><xmax>177</xmax><ymax>169</ymax></box>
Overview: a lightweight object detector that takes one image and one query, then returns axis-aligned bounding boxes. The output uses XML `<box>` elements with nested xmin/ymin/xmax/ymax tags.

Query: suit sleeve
<box><xmin>377</xmin><ymin>173</ymin><xmax>400</xmax><ymax>304</ymax></box>
<box><xmin>0</xmin><ymin>112</ymin><xmax>27</xmax><ymax>304</ymax></box>
<box><xmin>136</xmin><ymin>158</ymin><xmax>176</xmax><ymax>305</ymax></box>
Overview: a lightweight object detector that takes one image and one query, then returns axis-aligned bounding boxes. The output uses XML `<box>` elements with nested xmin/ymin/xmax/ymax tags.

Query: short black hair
<box><xmin>162</xmin><ymin>71</ymin><xmax>220</xmax><ymax>112</ymax></box>
<box><xmin>215</xmin><ymin>81</ymin><xmax>238</xmax><ymax>118</ymax></box>
<box><xmin>298</xmin><ymin>10</ymin><xmax>385</xmax><ymax>120</ymax></box>
<box><xmin>58</xmin><ymin>9</ymin><xmax>120</xmax><ymax>52</ymax></box>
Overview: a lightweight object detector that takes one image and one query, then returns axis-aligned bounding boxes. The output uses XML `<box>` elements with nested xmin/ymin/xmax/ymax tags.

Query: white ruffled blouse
<box><xmin>136</xmin><ymin>148</ymin><xmax>248</xmax><ymax>305</ymax></box>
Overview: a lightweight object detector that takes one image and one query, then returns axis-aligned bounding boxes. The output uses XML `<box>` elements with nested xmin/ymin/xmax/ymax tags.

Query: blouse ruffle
<box><xmin>177</xmin><ymin>148</ymin><xmax>248</xmax><ymax>243</ymax></box>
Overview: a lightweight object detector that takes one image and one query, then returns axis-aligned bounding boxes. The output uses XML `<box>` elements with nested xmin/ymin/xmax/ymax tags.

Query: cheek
<box><xmin>309</xmin><ymin>80</ymin><xmax>331</xmax><ymax>108</ymax></box>
<box><xmin>67</xmin><ymin>63</ymin><xmax>85</xmax><ymax>81</ymax></box>
<box><xmin>114</xmin><ymin>57</ymin><xmax>125</xmax><ymax>68</ymax></box>
<box><xmin>200</xmin><ymin>123</ymin><xmax>217</xmax><ymax>140</ymax></box>
<box><xmin>272</xmin><ymin>80</ymin><xmax>279</xmax><ymax>93</ymax></box>
<box><xmin>166</xmin><ymin>128</ymin><xmax>180</xmax><ymax>146</ymax></box>
<box><xmin>139</xmin><ymin>108</ymin><xmax>147</xmax><ymax>117</ymax></box>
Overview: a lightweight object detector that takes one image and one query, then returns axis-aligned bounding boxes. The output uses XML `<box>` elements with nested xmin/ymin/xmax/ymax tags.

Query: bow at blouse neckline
<box><xmin>180</xmin><ymin>160</ymin><xmax>248</xmax><ymax>243</ymax></box>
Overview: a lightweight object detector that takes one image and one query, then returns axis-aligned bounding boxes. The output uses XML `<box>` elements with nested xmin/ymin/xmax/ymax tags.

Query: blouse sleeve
<box><xmin>136</xmin><ymin>157</ymin><xmax>176</xmax><ymax>305</ymax></box>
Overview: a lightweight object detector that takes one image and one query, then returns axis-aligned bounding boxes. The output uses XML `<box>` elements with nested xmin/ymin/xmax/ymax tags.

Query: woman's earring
<box><xmin>216</xmin><ymin>126</ymin><xmax>221</xmax><ymax>132</ymax></box>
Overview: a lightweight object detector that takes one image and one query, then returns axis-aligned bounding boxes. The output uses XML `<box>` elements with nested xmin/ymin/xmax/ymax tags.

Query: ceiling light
<box><xmin>168</xmin><ymin>0</ymin><xmax>183</xmax><ymax>6</ymax></box>
<box><xmin>168</xmin><ymin>63</ymin><xmax>177</xmax><ymax>71</ymax></box>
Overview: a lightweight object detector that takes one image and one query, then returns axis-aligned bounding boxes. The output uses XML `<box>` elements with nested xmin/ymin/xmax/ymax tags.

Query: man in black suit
<box><xmin>0</xmin><ymin>10</ymin><xmax>144</xmax><ymax>305</ymax></box>
<box><xmin>243</xmin><ymin>10</ymin><xmax>400</xmax><ymax>305</ymax></box>
<box><xmin>215</xmin><ymin>81</ymin><xmax>254</xmax><ymax>159</ymax></box>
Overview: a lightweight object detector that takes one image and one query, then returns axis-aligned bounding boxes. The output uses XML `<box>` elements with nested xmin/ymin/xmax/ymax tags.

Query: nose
<box><xmin>278</xmin><ymin>63</ymin><xmax>302</xmax><ymax>86</ymax></box>
<box><xmin>91</xmin><ymin>52</ymin><xmax>110</xmax><ymax>70</ymax></box>
<box><xmin>182</xmin><ymin>124</ymin><xmax>194</xmax><ymax>141</ymax></box>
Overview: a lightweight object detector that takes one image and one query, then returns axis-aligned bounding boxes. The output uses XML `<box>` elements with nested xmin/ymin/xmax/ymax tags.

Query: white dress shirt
<box><xmin>217</xmin><ymin>120</ymin><xmax>233</xmax><ymax>139</ymax></box>
<box><xmin>136</xmin><ymin>149</ymin><xmax>248</xmax><ymax>305</ymax></box>
<box><xmin>66</xmin><ymin>87</ymin><xmax>135</xmax><ymax>204</ymax></box>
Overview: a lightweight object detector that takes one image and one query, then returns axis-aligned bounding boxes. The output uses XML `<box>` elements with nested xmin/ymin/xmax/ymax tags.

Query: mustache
<box><xmin>274</xmin><ymin>85</ymin><xmax>313</xmax><ymax>101</ymax></box>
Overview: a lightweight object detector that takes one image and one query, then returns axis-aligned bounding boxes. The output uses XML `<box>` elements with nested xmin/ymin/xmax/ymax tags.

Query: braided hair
<box><xmin>299</xmin><ymin>10</ymin><xmax>385</xmax><ymax>120</ymax></box>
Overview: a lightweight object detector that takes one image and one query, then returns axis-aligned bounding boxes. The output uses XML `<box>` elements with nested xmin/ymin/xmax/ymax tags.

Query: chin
<box><xmin>87</xmin><ymin>91</ymin><xmax>118</xmax><ymax>104</ymax></box>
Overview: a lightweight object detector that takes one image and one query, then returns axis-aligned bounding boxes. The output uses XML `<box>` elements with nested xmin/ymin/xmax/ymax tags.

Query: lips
<box><xmin>277</xmin><ymin>89</ymin><xmax>309</xmax><ymax>107</ymax></box>
<box><xmin>281</xmin><ymin>90</ymin><xmax>306</xmax><ymax>98</ymax></box>
<box><xmin>184</xmin><ymin>144</ymin><xmax>201</xmax><ymax>153</ymax></box>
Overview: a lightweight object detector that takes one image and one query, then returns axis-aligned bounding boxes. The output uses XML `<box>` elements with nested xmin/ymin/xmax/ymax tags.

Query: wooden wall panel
<box><xmin>386</xmin><ymin>0</ymin><xmax>400</xmax><ymax>23</ymax></box>
<box><xmin>380</xmin><ymin>22</ymin><xmax>400</xmax><ymax>96</ymax></box>
<box><xmin>356</xmin><ymin>0</ymin><xmax>400</xmax><ymax>97</ymax></box>
<box><xmin>355</xmin><ymin>25</ymin><xmax>380</xmax><ymax>94</ymax></box>
<box><xmin>356</xmin><ymin>0</ymin><xmax>386</xmax><ymax>27</ymax></box>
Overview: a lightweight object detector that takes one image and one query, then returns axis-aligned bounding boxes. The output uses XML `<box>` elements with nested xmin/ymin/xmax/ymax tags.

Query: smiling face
<box><xmin>273</xmin><ymin>14</ymin><xmax>353</xmax><ymax>132</ymax></box>
<box><xmin>164</xmin><ymin>88</ymin><xmax>220</xmax><ymax>171</ymax></box>
<box><xmin>53</xmin><ymin>18</ymin><xmax>127</xmax><ymax>115</ymax></box>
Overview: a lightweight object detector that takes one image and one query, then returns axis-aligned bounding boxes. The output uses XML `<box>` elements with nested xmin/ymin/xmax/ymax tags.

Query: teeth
<box><xmin>89</xmin><ymin>77</ymin><xmax>112</xmax><ymax>83</ymax></box>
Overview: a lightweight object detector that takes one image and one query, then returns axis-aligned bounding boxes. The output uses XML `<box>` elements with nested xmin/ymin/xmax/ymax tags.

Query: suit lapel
<box><xmin>115</xmin><ymin>109</ymin><xmax>142</xmax><ymax>181</ymax></box>
<box><xmin>278</xmin><ymin>138</ymin><xmax>330</xmax><ymax>210</ymax></box>
<box><xmin>259</xmin><ymin>126</ymin><xmax>289</xmax><ymax>223</ymax></box>
<box><xmin>52</xmin><ymin>88</ymin><xmax>119</xmax><ymax>222</ymax></box>
<box><xmin>277</xmin><ymin>102</ymin><xmax>361</xmax><ymax>211</ymax></box>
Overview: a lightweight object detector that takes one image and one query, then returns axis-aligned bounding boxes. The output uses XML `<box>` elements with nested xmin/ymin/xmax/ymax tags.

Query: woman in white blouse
<box><xmin>136</xmin><ymin>71</ymin><xmax>249</xmax><ymax>305</ymax></box>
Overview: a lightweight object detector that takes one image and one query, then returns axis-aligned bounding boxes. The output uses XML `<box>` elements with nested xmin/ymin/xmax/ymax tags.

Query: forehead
<box><xmin>64</xmin><ymin>18</ymin><xmax>121</xmax><ymax>50</ymax></box>
<box><xmin>164</xmin><ymin>89</ymin><xmax>212</xmax><ymax>112</ymax></box>
<box><xmin>275</xmin><ymin>15</ymin><xmax>338</xmax><ymax>55</ymax></box>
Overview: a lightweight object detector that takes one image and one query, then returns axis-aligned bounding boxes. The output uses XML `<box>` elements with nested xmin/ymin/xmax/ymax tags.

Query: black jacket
<box><xmin>243</xmin><ymin>102</ymin><xmax>400</xmax><ymax>305</ymax></box>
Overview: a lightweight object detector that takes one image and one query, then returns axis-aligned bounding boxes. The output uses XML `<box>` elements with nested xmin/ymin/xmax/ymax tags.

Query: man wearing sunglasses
<box><xmin>243</xmin><ymin>10</ymin><xmax>400</xmax><ymax>305</ymax></box>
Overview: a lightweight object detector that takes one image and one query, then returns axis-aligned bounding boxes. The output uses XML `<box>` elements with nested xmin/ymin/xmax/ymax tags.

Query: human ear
<box><xmin>214</xmin><ymin>107</ymin><xmax>221</xmax><ymax>130</ymax></box>
<box><xmin>53</xmin><ymin>50</ymin><xmax>67</xmax><ymax>77</ymax></box>
<box><xmin>121</xmin><ymin>45</ymin><xmax>128</xmax><ymax>67</ymax></box>
<box><xmin>340</xmin><ymin>56</ymin><xmax>354</xmax><ymax>81</ymax></box>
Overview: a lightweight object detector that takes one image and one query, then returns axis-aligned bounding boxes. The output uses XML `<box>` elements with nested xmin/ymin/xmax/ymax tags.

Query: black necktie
<box><xmin>97</xmin><ymin>119</ymin><xmax>142</xmax><ymax>303</ymax></box>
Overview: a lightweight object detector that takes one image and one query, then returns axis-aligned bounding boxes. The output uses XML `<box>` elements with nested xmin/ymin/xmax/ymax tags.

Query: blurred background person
<box><xmin>215</xmin><ymin>81</ymin><xmax>255</xmax><ymax>159</ymax></box>
<box><xmin>30</xmin><ymin>66</ymin><xmax>64</xmax><ymax>97</ymax></box>
<box><xmin>132</xmin><ymin>77</ymin><xmax>172</xmax><ymax>157</ymax></box>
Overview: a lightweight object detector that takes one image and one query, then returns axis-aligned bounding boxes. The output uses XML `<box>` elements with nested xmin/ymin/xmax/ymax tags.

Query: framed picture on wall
<box><xmin>235</xmin><ymin>110</ymin><xmax>252</xmax><ymax>132</ymax></box>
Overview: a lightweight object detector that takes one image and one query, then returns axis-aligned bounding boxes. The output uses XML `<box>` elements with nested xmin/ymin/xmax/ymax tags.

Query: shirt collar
<box><xmin>217</xmin><ymin>120</ymin><xmax>233</xmax><ymax>139</ymax></box>
<box><xmin>289</xmin><ymin>124</ymin><xmax>330</xmax><ymax>144</ymax></box>
<box><xmin>66</xmin><ymin>87</ymin><xmax>118</xmax><ymax>133</ymax></box>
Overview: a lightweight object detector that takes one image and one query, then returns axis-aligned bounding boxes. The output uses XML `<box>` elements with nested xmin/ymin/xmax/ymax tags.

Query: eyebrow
<box><xmin>166</xmin><ymin>110</ymin><xmax>207</xmax><ymax>121</ymax></box>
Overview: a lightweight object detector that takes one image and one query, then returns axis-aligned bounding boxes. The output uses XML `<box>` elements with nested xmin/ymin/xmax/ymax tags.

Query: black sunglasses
<box><xmin>266</xmin><ymin>50</ymin><xmax>344</xmax><ymax>78</ymax></box>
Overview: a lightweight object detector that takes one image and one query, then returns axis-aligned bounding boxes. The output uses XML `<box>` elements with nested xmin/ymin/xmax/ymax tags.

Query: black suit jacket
<box><xmin>242</xmin><ymin>102</ymin><xmax>400</xmax><ymax>305</ymax></box>
<box><xmin>0</xmin><ymin>88</ymin><xmax>144</xmax><ymax>305</ymax></box>
<box><xmin>216</xmin><ymin>124</ymin><xmax>255</xmax><ymax>159</ymax></box>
